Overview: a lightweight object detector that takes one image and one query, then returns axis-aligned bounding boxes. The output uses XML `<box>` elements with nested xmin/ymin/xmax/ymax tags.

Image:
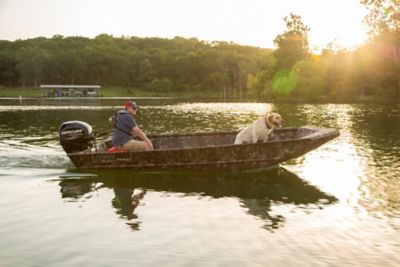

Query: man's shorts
<box><xmin>122</xmin><ymin>139</ymin><xmax>147</xmax><ymax>151</ymax></box>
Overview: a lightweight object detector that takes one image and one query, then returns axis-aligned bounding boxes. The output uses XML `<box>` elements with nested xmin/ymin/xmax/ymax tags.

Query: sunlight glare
<box><xmin>160</xmin><ymin>103</ymin><xmax>274</xmax><ymax>116</ymax></box>
<box><xmin>287</xmin><ymin>105</ymin><xmax>368</xmax><ymax>207</ymax></box>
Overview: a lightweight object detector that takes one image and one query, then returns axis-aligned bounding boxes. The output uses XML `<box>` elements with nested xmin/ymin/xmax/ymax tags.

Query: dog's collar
<box><xmin>265</xmin><ymin>117</ymin><xmax>272</xmax><ymax>129</ymax></box>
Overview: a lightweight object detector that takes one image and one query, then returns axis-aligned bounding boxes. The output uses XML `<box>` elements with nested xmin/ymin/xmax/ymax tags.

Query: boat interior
<box><xmin>148</xmin><ymin>127</ymin><xmax>318</xmax><ymax>150</ymax></box>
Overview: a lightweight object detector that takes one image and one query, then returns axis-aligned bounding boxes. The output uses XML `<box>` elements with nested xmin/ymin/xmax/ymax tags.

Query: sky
<box><xmin>0</xmin><ymin>0</ymin><xmax>369</xmax><ymax>50</ymax></box>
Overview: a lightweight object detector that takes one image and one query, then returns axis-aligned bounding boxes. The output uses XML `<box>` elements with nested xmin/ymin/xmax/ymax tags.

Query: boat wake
<box><xmin>0</xmin><ymin>154</ymin><xmax>72</xmax><ymax>169</ymax></box>
<box><xmin>0</xmin><ymin>139</ymin><xmax>72</xmax><ymax>169</ymax></box>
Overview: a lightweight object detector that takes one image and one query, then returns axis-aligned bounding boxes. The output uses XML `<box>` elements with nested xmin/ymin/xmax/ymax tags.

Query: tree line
<box><xmin>0</xmin><ymin>34</ymin><xmax>271</xmax><ymax>98</ymax></box>
<box><xmin>0</xmin><ymin>0</ymin><xmax>399</xmax><ymax>102</ymax></box>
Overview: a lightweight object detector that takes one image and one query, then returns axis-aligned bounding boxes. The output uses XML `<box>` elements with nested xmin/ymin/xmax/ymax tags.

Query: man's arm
<box><xmin>133</xmin><ymin>126</ymin><xmax>153</xmax><ymax>150</ymax></box>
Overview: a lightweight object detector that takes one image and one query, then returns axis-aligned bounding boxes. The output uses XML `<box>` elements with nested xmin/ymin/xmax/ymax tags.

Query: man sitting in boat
<box><xmin>108</xmin><ymin>100</ymin><xmax>153</xmax><ymax>151</ymax></box>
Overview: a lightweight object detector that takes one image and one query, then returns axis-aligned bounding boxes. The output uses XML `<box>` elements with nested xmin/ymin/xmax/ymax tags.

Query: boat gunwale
<box><xmin>68</xmin><ymin>126</ymin><xmax>339</xmax><ymax>157</ymax></box>
<box><xmin>145</xmin><ymin>126</ymin><xmax>304</xmax><ymax>139</ymax></box>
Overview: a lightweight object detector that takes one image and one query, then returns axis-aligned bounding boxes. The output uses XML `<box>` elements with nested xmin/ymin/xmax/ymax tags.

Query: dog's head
<box><xmin>266</xmin><ymin>112</ymin><xmax>283</xmax><ymax>128</ymax></box>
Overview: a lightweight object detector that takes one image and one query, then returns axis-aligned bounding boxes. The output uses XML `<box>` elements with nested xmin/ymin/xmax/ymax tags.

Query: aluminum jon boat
<box><xmin>59</xmin><ymin>121</ymin><xmax>339</xmax><ymax>171</ymax></box>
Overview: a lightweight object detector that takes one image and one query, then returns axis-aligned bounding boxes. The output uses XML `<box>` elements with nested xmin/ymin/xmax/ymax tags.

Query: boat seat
<box><xmin>107</xmin><ymin>147</ymin><xmax>128</xmax><ymax>153</ymax></box>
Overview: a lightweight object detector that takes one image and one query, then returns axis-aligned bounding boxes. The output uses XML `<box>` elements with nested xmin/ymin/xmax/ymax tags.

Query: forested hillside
<box><xmin>0</xmin><ymin>35</ymin><xmax>272</xmax><ymax>98</ymax></box>
<box><xmin>1</xmin><ymin>0</ymin><xmax>399</xmax><ymax>102</ymax></box>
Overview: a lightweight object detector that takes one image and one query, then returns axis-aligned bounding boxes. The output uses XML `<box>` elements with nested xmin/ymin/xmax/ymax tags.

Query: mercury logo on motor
<box><xmin>61</xmin><ymin>129</ymin><xmax>83</xmax><ymax>136</ymax></box>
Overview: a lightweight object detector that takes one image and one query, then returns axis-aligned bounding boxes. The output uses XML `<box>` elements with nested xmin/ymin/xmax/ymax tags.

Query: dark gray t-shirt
<box><xmin>111</xmin><ymin>110</ymin><xmax>137</xmax><ymax>147</ymax></box>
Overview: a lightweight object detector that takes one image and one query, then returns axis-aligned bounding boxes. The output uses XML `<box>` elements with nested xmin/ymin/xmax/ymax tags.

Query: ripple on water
<box><xmin>0</xmin><ymin>102</ymin><xmax>400</xmax><ymax>266</ymax></box>
<box><xmin>0</xmin><ymin>139</ymin><xmax>71</xmax><ymax>169</ymax></box>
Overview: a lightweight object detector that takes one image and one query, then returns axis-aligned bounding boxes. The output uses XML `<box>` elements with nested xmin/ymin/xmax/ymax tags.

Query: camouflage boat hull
<box><xmin>65</xmin><ymin>126</ymin><xmax>339</xmax><ymax>171</ymax></box>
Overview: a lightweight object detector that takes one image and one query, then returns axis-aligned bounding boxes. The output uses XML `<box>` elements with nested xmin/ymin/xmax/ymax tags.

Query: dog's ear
<box><xmin>267</xmin><ymin>114</ymin><xmax>274</xmax><ymax>124</ymax></box>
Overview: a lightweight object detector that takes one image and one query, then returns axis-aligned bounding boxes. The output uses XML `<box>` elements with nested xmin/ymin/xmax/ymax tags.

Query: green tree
<box><xmin>246</xmin><ymin>53</ymin><xmax>276</xmax><ymax>99</ymax></box>
<box><xmin>292</xmin><ymin>60</ymin><xmax>326</xmax><ymax>101</ymax></box>
<box><xmin>1</xmin><ymin>35</ymin><xmax>274</xmax><ymax>97</ymax></box>
<box><xmin>359</xmin><ymin>0</ymin><xmax>400</xmax><ymax>100</ymax></box>
<box><xmin>16</xmin><ymin>46</ymin><xmax>51</xmax><ymax>87</ymax></box>
<box><xmin>361</xmin><ymin>0</ymin><xmax>400</xmax><ymax>34</ymax></box>
<box><xmin>356</xmin><ymin>31</ymin><xmax>400</xmax><ymax>99</ymax></box>
<box><xmin>273</xmin><ymin>13</ymin><xmax>310</xmax><ymax>70</ymax></box>
<box><xmin>321</xmin><ymin>49</ymin><xmax>362</xmax><ymax>101</ymax></box>
<box><xmin>204</xmin><ymin>72</ymin><xmax>229</xmax><ymax>96</ymax></box>
<box><xmin>0</xmin><ymin>50</ymin><xmax>17</xmax><ymax>86</ymax></box>
<box><xmin>138</xmin><ymin>58</ymin><xmax>156</xmax><ymax>83</ymax></box>
<box><xmin>147</xmin><ymin>78</ymin><xmax>174</xmax><ymax>93</ymax></box>
<box><xmin>53</xmin><ymin>50</ymin><xmax>84</xmax><ymax>84</ymax></box>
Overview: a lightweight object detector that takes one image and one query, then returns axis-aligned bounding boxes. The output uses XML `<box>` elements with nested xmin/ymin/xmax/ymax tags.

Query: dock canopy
<box><xmin>40</xmin><ymin>85</ymin><xmax>101</xmax><ymax>97</ymax></box>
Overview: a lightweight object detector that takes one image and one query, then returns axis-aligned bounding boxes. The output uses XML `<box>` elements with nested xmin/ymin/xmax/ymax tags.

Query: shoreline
<box><xmin>0</xmin><ymin>96</ymin><xmax>398</xmax><ymax>105</ymax></box>
<box><xmin>0</xmin><ymin>96</ymin><xmax>176</xmax><ymax>100</ymax></box>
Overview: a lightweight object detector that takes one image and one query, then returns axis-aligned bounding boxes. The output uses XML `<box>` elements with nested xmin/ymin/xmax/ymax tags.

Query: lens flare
<box><xmin>383</xmin><ymin>6</ymin><xmax>394</xmax><ymax>17</ymax></box>
<box><xmin>272</xmin><ymin>69</ymin><xmax>298</xmax><ymax>95</ymax></box>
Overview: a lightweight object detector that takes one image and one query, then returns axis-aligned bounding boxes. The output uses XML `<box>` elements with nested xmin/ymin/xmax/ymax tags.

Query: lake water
<box><xmin>0</xmin><ymin>99</ymin><xmax>399</xmax><ymax>266</ymax></box>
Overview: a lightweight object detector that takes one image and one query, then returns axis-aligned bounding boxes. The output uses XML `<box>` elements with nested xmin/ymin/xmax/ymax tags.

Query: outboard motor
<box><xmin>59</xmin><ymin>121</ymin><xmax>95</xmax><ymax>154</ymax></box>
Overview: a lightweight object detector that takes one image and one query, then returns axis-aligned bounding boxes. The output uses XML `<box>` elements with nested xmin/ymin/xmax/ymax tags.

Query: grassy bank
<box><xmin>0</xmin><ymin>86</ymin><xmax>221</xmax><ymax>98</ymax></box>
<box><xmin>1</xmin><ymin>86</ymin><xmax>398</xmax><ymax>104</ymax></box>
<box><xmin>0</xmin><ymin>87</ymin><xmax>42</xmax><ymax>97</ymax></box>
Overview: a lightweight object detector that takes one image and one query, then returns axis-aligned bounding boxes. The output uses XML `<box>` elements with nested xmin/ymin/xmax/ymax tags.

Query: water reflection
<box><xmin>59</xmin><ymin>177</ymin><xmax>146</xmax><ymax>230</ymax></box>
<box><xmin>110</xmin><ymin>179</ymin><xmax>146</xmax><ymax>230</ymax></box>
<box><xmin>2</xmin><ymin>101</ymin><xmax>400</xmax><ymax>266</ymax></box>
<box><xmin>2</xmin><ymin>101</ymin><xmax>399</xmax><ymax>222</ymax></box>
<box><xmin>58</xmin><ymin>168</ymin><xmax>337</xmax><ymax>232</ymax></box>
<box><xmin>284</xmin><ymin>104</ymin><xmax>400</xmax><ymax>219</ymax></box>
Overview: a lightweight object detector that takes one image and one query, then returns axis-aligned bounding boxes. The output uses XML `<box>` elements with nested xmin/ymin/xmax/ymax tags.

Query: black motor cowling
<box><xmin>59</xmin><ymin>121</ymin><xmax>95</xmax><ymax>154</ymax></box>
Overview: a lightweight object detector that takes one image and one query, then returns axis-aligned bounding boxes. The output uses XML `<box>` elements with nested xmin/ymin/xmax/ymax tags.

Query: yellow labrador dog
<box><xmin>234</xmin><ymin>112</ymin><xmax>283</xmax><ymax>144</ymax></box>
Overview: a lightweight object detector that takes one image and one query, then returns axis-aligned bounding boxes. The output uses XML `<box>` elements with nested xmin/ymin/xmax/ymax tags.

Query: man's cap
<box><xmin>124</xmin><ymin>100</ymin><xmax>138</xmax><ymax>110</ymax></box>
